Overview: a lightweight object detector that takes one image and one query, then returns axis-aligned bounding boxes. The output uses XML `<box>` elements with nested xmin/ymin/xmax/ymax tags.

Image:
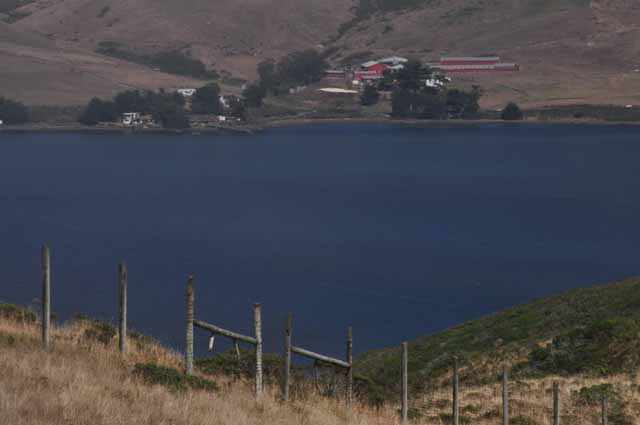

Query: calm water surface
<box><xmin>1</xmin><ymin>123</ymin><xmax>639</xmax><ymax>357</ymax></box>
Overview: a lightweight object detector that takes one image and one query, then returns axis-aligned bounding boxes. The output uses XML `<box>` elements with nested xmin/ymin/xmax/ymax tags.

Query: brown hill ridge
<box><xmin>2</xmin><ymin>0</ymin><xmax>640</xmax><ymax>107</ymax></box>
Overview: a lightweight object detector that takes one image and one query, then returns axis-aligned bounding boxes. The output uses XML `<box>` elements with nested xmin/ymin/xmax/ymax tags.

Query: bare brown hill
<box><xmin>0</xmin><ymin>21</ymin><xmax>215</xmax><ymax>105</ymax></box>
<box><xmin>2</xmin><ymin>0</ymin><xmax>640</xmax><ymax>107</ymax></box>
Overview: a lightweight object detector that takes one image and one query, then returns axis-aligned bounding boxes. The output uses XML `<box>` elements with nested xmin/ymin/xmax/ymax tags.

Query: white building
<box><xmin>378</xmin><ymin>56</ymin><xmax>408</xmax><ymax>66</ymax></box>
<box><xmin>122</xmin><ymin>112</ymin><xmax>141</xmax><ymax>125</ymax></box>
<box><xmin>177</xmin><ymin>88</ymin><xmax>196</xmax><ymax>97</ymax></box>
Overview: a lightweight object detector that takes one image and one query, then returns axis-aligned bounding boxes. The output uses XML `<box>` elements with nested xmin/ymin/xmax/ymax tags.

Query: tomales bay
<box><xmin>2</xmin><ymin>123</ymin><xmax>639</xmax><ymax>357</ymax></box>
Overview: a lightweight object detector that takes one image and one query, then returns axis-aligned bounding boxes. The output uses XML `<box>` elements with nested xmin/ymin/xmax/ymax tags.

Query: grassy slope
<box><xmin>0</xmin><ymin>309</ymin><xmax>399</xmax><ymax>425</ymax></box>
<box><xmin>356</xmin><ymin>278</ymin><xmax>640</xmax><ymax>402</ymax></box>
<box><xmin>2</xmin><ymin>280</ymin><xmax>640</xmax><ymax>424</ymax></box>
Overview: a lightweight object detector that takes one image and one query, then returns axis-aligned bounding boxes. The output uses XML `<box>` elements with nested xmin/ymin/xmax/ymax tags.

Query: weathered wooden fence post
<box><xmin>601</xmin><ymin>397</ymin><xmax>608</xmax><ymax>425</ymax></box>
<box><xmin>118</xmin><ymin>261</ymin><xmax>127</xmax><ymax>354</ymax></box>
<box><xmin>402</xmin><ymin>342</ymin><xmax>409</xmax><ymax>423</ymax></box>
<box><xmin>185</xmin><ymin>274</ymin><xmax>195</xmax><ymax>375</ymax></box>
<box><xmin>283</xmin><ymin>312</ymin><xmax>292</xmax><ymax>401</ymax></box>
<box><xmin>254</xmin><ymin>303</ymin><xmax>263</xmax><ymax>400</ymax></box>
<box><xmin>553</xmin><ymin>381</ymin><xmax>560</xmax><ymax>425</ymax></box>
<box><xmin>503</xmin><ymin>366</ymin><xmax>509</xmax><ymax>425</ymax></box>
<box><xmin>453</xmin><ymin>356</ymin><xmax>460</xmax><ymax>425</ymax></box>
<box><xmin>41</xmin><ymin>244</ymin><xmax>51</xmax><ymax>350</ymax></box>
<box><xmin>346</xmin><ymin>326</ymin><xmax>353</xmax><ymax>404</ymax></box>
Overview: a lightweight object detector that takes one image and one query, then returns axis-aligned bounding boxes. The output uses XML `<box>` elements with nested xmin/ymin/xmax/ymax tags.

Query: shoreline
<box><xmin>2</xmin><ymin>116</ymin><xmax>640</xmax><ymax>135</ymax></box>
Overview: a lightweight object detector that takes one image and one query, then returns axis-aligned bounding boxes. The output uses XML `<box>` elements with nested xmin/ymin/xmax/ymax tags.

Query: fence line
<box><xmin>118</xmin><ymin>261</ymin><xmax>127</xmax><ymax>354</ymax></box>
<box><xmin>41</xmin><ymin>244</ymin><xmax>50</xmax><ymax>350</ymax></box>
<box><xmin>282</xmin><ymin>312</ymin><xmax>353</xmax><ymax>403</ymax></box>
<box><xmin>186</xmin><ymin>277</ymin><xmax>264</xmax><ymax>399</ymax></box>
<box><xmin>503</xmin><ymin>366</ymin><xmax>509</xmax><ymax>425</ymax></box>
<box><xmin>7</xmin><ymin>245</ymin><xmax>615</xmax><ymax>422</ymax></box>
<box><xmin>401</xmin><ymin>342</ymin><xmax>408</xmax><ymax>423</ymax></box>
<box><xmin>453</xmin><ymin>356</ymin><xmax>460</xmax><ymax>425</ymax></box>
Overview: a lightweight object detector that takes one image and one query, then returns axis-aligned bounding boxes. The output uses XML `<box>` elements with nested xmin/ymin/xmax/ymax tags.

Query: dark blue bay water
<box><xmin>1</xmin><ymin>123</ymin><xmax>639</xmax><ymax>359</ymax></box>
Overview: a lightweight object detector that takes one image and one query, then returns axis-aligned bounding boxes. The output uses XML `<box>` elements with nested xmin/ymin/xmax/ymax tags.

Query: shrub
<box><xmin>133</xmin><ymin>363</ymin><xmax>218</xmax><ymax>393</ymax></box>
<box><xmin>196</xmin><ymin>348</ymin><xmax>283</xmax><ymax>385</ymax></box>
<box><xmin>501</xmin><ymin>102</ymin><xmax>524</xmax><ymax>120</ymax></box>
<box><xmin>526</xmin><ymin>318</ymin><xmax>640</xmax><ymax>375</ymax></box>
<box><xmin>0</xmin><ymin>304</ymin><xmax>37</xmax><ymax>323</ymax></box>
<box><xmin>0</xmin><ymin>97</ymin><xmax>30</xmax><ymax>124</ymax></box>
<box><xmin>82</xmin><ymin>320</ymin><xmax>117</xmax><ymax>345</ymax></box>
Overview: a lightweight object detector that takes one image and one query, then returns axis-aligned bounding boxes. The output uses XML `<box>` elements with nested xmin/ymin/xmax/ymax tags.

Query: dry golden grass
<box><xmin>1</xmin><ymin>316</ymin><xmax>640</xmax><ymax>425</ymax></box>
<box><xmin>0</xmin><ymin>318</ymin><xmax>401</xmax><ymax>425</ymax></box>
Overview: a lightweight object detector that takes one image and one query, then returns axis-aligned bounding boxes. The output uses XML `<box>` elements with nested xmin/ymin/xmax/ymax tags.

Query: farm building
<box><xmin>435</xmin><ymin>56</ymin><xmax>520</xmax><ymax>73</ymax></box>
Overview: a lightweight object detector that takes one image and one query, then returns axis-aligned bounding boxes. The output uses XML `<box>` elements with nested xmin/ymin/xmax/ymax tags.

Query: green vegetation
<box><xmin>196</xmin><ymin>348</ymin><xmax>284</xmax><ymax>385</ymax></box>
<box><xmin>0</xmin><ymin>303</ymin><xmax>37</xmax><ymax>323</ymax></box>
<box><xmin>529</xmin><ymin>104</ymin><xmax>640</xmax><ymax>122</ymax></box>
<box><xmin>96</xmin><ymin>42</ymin><xmax>217</xmax><ymax>80</ymax></box>
<box><xmin>0</xmin><ymin>96</ymin><xmax>30</xmax><ymax>124</ymax></box>
<box><xmin>361</xmin><ymin>85</ymin><xmax>380</xmax><ymax>106</ymax></box>
<box><xmin>82</xmin><ymin>320</ymin><xmax>117</xmax><ymax>345</ymax></box>
<box><xmin>389</xmin><ymin>60</ymin><xmax>481</xmax><ymax>120</ymax></box>
<box><xmin>133</xmin><ymin>363</ymin><xmax>218</xmax><ymax>393</ymax></box>
<box><xmin>355</xmin><ymin>278</ymin><xmax>640</xmax><ymax>400</ymax></box>
<box><xmin>501</xmin><ymin>102</ymin><xmax>524</xmax><ymax>120</ymax></box>
<box><xmin>191</xmin><ymin>83</ymin><xmax>223</xmax><ymax>115</ymax></box>
<box><xmin>244</xmin><ymin>49</ymin><xmax>328</xmax><ymax>106</ymax></box>
<box><xmin>78</xmin><ymin>98</ymin><xmax>117</xmax><ymax>126</ymax></box>
<box><xmin>572</xmin><ymin>384</ymin><xmax>632</xmax><ymax>425</ymax></box>
<box><xmin>79</xmin><ymin>89</ymin><xmax>189</xmax><ymax>129</ymax></box>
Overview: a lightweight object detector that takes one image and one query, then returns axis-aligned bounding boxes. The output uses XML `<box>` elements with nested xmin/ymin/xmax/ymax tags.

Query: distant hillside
<box><xmin>355</xmin><ymin>278</ymin><xmax>640</xmax><ymax>398</ymax></box>
<box><xmin>1</xmin><ymin>0</ymin><xmax>640</xmax><ymax>107</ymax></box>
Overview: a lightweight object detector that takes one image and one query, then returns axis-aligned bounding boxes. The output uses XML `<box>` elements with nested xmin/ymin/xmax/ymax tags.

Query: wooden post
<box><xmin>402</xmin><ymin>342</ymin><xmax>409</xmax><ymax>423</ymax></box>
<box><xmin>453</xmin><ymin>356</ymin><xmax>459</xmax><ymax>425</ymax></box>
<box><xmin>254</xmin><ymin>303</ymin><xmax>263</xmax><ymax>400</ymax></box>
<box><xmin>601</xmin><ymin>397</ymin><xmax>608</xmax><ymax>425</ymax></box>
<box><xmin>313</xmin><ymin>360</ymin><xmax>320</xmax><ymax>392</ymax></box>
<box><xmin>41</xmin><ymin>244</ymin><xmax>51</xmax><ymax>350</ymax></box>
<box><xmin>118</xmin><ymin>261</ymin><xmax>127</xmax><ymax>354</ymax></box>
<box><xmin>346</xmin><ymin>326</ymin><xmax>353</xmax><ymax>404</ymax></box>
<box><xmin>185</xmin><ymin>275</ymin><xmax>194</xmax><ymax>375</ymax></box>
<box><xmin>502</xmin><ymin>366</ymin><xmax>509</xmax><ymax>425</ymax></box>
<box><xmin>283</xmin><ymin>312</ymin><xmax>292</xmax><ymax>401</ymax></box>
<box><xmin>553</xmin><ymin>382</ymin><xmax>560</xmax><ymax>425</ymax></box>
<box><xmin>234</xmin><ymin>339</ymin><xmax>241</xmax><ymax>360</ymax></box>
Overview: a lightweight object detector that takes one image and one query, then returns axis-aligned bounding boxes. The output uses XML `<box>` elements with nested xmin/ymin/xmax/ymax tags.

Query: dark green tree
<box><xmin>0</xmin><ymin>97</ymin><xmax>29</xmax><ymax>124</ymax></box>
<box><xmin>242</xmin><ymin>83</ymin><xmax>267</xmax><ymax>108</ymax></box>
<box><xmin>277</xmin><ymin>49</ymin><xmax>328</xmax><ymax>86</ymax></box>
<box><xmin>392</xmin><ymin>89</ymin><xmax>446</xmax><ymax>119</ymax></box>
<box><xmin>501</xmin><ymin>102</ymin><xmax>524</xmax><ymax>120</ymax></box>
<box><xmin>191</xmin><ymin>83</ymin><xmax>223</xmax><ymax>115</ymax></box>
<box><xmin>446</xmin><ymin>86</ymin><xmax>481</xmax><ymax>118</ymax></box>
<box><xmin>114</xmin><ymin>90</ymin><xmax>151</xmax><ymax>114</ymax></box>
<box><xmin>396</xmin><ymin>59</ymin><xmax>432</xmax><ymax>91</ymax></box>
<box><xmin>361</xmin><ymin>85</ymin><xmax>380</xmax><ymax>106</ymax></box>
<box><xmin>257</xmin><ymin>59</ymin><xmax>277</xmax><ymax>92</ymax></box>
<box><xmin>78</xmin><ymin>98</ymin><xmax>118</xmax><ymax>125</ymax></box>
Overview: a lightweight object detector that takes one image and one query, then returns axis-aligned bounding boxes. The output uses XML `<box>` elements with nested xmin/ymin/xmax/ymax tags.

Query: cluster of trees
<box><xmin>501</xmin><ymin>102</ymin><xmax>524</xmax><ymax>120</ymax></box>
<box><xmin>0</xmin><ymin>97</ymin><xmax>30</xmax><ymax>125</ymax></box>
<box><xmin>242</xmin><ymin>49</ymin><xmax>329</xmax><ymax>107</ymax></box>
<box><xmin>78</xmin><ymin>89</ymin><xmax>188</xmax><ymax>128</ymax></box>
<box><xmin>379</xmin><ymin>59</ymin><xmax>482</xmax><ymax>119</ymax></box>
<box><xmin>78</xmin><ymin>83</ymin><xmax>241</xmax><ymax>129</ymax></box>
<box><xmin>96</xmin><ymin>42</ymin><xmax>218</xmax><ymax>80</ymax></box>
